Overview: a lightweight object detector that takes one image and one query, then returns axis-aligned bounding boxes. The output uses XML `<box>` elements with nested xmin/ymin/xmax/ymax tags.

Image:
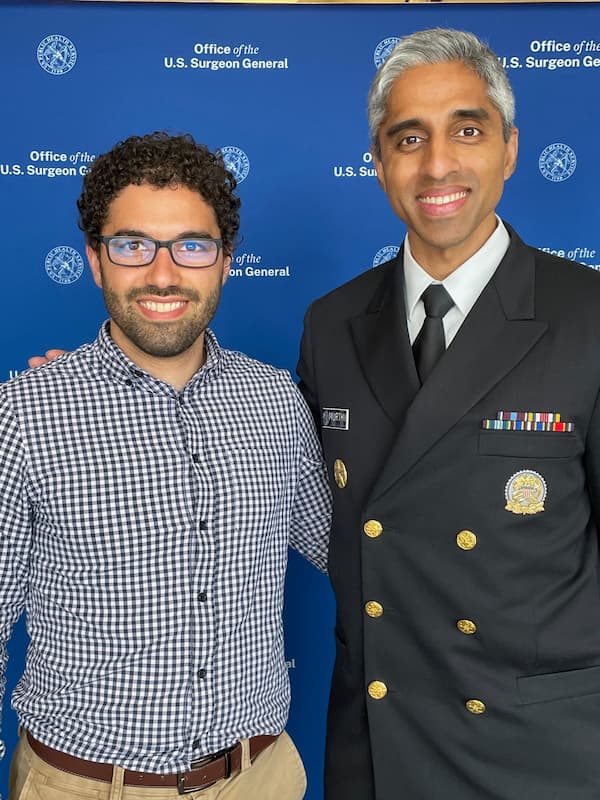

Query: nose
<box><xmin>421</xmin><ymin>133</ymin><xmax>460</xmax><ymax>182</ymax></box>
<box><xmin>145</xmin><ymin>243</ymin><xmax>180</xmax><ymax>287</ymax></box>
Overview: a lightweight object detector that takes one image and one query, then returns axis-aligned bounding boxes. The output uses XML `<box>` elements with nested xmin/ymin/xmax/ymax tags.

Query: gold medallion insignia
<box><xmin>504</xmin><ymin>470</ymin><xmax>547</xmax><ymax>515</ymax></box>
<box><xmin>333</xmin><ymin>459</ymin><xmax>348</xmax><ymax>489</ymax></box>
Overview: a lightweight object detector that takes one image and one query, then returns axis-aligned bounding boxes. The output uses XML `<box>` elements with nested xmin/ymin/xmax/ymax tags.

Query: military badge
<box><xmin>505</xmin><ymin>470</ymin><xmax>547</xmax><ymax>515</ymax></box>
<box><xmin>333</xmin><ymin>459</ymin><xmax>348</xmax><ymax>489</ymax></box>
<box><xmin>483</xmin><ymin>411</ymin><xmax>573</xmax><ymax>431</ymax></box>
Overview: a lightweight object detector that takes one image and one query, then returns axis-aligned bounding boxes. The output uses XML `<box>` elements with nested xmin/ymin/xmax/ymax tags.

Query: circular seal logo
<box><xmin>504</xmin><ymin>470</ymin><xmax>547</xmax><ymax>515</ymax></box>
<box><xmin>37</xmin><ymin>34</ymin><xmax>77</xmax><ymax>76</ymax></box>
<box><xmin>374</xmin><ymin>37</ymin><xmax>401</xmax><ymax>69</ymax></box>
<box><xmin>538</xmin><ymin>143</ymin><xmax>576</xmax><ymax>182</ymax></box>
<box><xmin>45</xmin><ymin>246</ymin><xmax>84</xmax><ymax>285</ymax></box>
<box><xmin>372</xmin><ymin>245</ymin><xmax>400</xmax><ymax>268</ymax></box>
<box><xmin>218</xmin><ymin>146</ymin><xmax>250</xmax><ymax>184</ymax></box>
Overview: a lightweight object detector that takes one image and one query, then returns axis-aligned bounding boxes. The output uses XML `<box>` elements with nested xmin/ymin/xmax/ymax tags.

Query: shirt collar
<box><xmin>404</xmin><ymin>217</ymin><xmax>510</xmax><ymax>321</ymax></box>
<box><xmin>94</xmin><ymin>321</ymin><xmax>224</xmax><ymax>391</ymax></box>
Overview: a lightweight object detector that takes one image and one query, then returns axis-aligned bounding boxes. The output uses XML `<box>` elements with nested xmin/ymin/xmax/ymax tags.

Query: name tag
<box><xmin>322</xmin><ymin>407</ymin><xmax>349</xmax><ymax>430</ymax></box>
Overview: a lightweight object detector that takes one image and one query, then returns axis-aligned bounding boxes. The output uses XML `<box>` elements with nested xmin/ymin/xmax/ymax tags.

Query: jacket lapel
<box><xmin>350</xmin><ymin>250</ymin><xmax>420</xmax><ymax>427</ymax></box>
<box><xmin>368</xmin><ymin>228</ymin><xmax>548</xmax><ymax>504</ymax></box>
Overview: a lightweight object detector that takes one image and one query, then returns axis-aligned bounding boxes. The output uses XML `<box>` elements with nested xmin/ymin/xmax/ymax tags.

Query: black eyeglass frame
<box><xmin>95</xmin><ymin>235</ymin><xmax>224</xmax><ymax>269</ymax></box>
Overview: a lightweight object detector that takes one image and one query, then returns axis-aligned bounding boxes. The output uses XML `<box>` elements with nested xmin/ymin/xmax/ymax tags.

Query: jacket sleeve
<box><xmin>584</xmin><ymin>382</ymin><xmax>600</xmax><ymax>535</ymax></box>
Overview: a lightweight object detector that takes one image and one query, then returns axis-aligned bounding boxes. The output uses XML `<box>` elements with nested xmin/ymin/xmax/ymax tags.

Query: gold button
<box><xmin>367</xmin><ymin>681</ymin><xmax>388</xmax><ymax>699</ymax></box>
<box><xmin>364</xmin><ymin>601</ymin><xmax>384</xmax><ymax>618</ymax></box>
<box><xmin>333</xmin><ymin>459</ymin><xmax>348</xmax><ymax>489</ymax></box>
<box><xmin>456</xmin><ymin>530</ymin><xmax>477</xmax><ymax>550</ymax></box>
<box><xmin>456</xmin><ymin>619</ymin><xmax>477</xmax><ymax>635</ymax></box>
<box><xmin>466</xmin><ymin>699</ymin><xmax>486</xmax><ymax>714</ymax></box>
<box><xmin>364</xmin><ymin>520</ymin><xmax>383</xmax><ymax>538</ymax></box>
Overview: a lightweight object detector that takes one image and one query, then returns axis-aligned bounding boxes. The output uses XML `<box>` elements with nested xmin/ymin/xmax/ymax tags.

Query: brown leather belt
<box><xmin>26</xmin><ymin>731</ymin><xmax>278</xmax><ymax>794</ymax></box>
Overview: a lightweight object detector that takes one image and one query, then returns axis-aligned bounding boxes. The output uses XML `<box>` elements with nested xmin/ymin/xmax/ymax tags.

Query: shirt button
<box><xmin>197</xmin><ymin>591</ymin><xmax>207</xmax><ymax>602</ymax></box>
<box><xmin>197</xmin><ymin>669</ymin><xmax>207</xmax><ymax>679</ymax></box>
<box><xmin>124</xmin><ymin>379</ymin><xmax>133</xmax><ymax>387</ymax></box>
<box><xmin>192</xmin><ymin>453</ymin><xmax>200</xmax><ymax>463</ymax></box>
<box><xmin>199</xmin><ymin>520</ymin><xmax>208</xmax><ymax>530</ymax></box>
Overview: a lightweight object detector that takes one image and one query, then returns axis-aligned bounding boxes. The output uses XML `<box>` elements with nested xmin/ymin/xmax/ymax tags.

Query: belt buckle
<box><xmin>177</xmin><ymin>743</ymin><xmax>236</xmax><ymax>795</ymax></box>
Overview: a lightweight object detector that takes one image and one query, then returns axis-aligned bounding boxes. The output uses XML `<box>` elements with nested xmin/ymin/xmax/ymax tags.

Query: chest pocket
<box><xmin>223</xmin><ymin>447</ymin><xmax>288</xmax><ymax>528</ymax></box>
<box><xmin>478</xmin><ymin>431</ymin><xmax>579</xmax><ymax>459</ymax></box>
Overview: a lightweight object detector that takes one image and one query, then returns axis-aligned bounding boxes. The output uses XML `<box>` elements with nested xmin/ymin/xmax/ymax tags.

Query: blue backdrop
<box><xmin>1</xmin><ymin>2</ymin><xmax>600</xmax><ymax>797</ymax></box>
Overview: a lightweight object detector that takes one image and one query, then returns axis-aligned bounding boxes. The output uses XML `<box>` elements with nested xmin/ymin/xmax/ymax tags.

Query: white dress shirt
<box><xmin>404</xmin><ymin>218</ymin><xmax>511</xmax><ymax>346</ymax></box>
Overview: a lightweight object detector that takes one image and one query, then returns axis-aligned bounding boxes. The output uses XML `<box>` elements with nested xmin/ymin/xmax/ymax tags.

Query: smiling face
<box><xmin>87</xmin><ymin>182</ymin><xmax>230</xmax><ymax>384</ymax></box>
<box><xmin>373</xmin><ymin>60</ymin><xmax>518</xmax><ymax>279</ymax></box>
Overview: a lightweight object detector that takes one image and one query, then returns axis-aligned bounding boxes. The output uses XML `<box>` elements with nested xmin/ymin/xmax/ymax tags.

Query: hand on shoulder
<box><xmin>28</xmin><ymin>349</ymin><xmax>68</xmax><ymax>368</ymax></box>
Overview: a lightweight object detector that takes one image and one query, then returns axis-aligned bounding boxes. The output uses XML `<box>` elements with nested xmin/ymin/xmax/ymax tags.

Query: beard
<box><xmin>102</xmin><ymin>278</ymin><xmax>223</xmax><ymax>359</ymax></box>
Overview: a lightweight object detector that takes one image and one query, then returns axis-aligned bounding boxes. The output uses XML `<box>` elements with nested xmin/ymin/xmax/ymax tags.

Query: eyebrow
<box><xmin>384</xmin><ymin>107</ymin><xmax>491</xmax><ymax>139</ymax></box>
<box><xmin>109</xmin><ymin>229</ymin><xmax>216</xmax><ymax>239</ymax></box>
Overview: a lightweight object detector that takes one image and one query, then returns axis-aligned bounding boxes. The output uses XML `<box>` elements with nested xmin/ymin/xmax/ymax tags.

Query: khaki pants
<box><xmin>9</xmin><ymin>731</ymin><xmax>307</xmax><ymax>800</ymax></box>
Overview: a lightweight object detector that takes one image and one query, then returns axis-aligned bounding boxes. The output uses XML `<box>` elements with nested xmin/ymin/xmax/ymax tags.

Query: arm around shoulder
<box><xmin>297</xmin><ymin>303</ymin><xmax>320</xmax><ymax>432</ymax></box>
<box><xmin>289</xmin><ymin>381</ymin><xmax>331</xmax><ymax>572</ymax></box>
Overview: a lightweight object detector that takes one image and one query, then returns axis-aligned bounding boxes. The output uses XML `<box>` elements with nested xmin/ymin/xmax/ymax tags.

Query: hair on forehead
<box><xmin>77</xmin><ymin>132</ymin><xmax>241</xmax><ymax>256</ymax></box>
<box><xmin>368</xmin><ymin>28</ymin><xmax>515</xmax><ymax>154</ymax></box>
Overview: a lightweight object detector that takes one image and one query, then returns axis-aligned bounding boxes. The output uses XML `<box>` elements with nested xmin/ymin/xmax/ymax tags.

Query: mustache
<box><xmin>127</xmin><ymin>286</ymin><xmax>200</xmax><ymax>302</ymax></box>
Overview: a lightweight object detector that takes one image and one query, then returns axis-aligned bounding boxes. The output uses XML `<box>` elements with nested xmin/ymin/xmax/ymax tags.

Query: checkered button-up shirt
<box><xmin>0</xmin><ymin>324</ymin><xmax>331</xmax><ymax>772</ymax></box>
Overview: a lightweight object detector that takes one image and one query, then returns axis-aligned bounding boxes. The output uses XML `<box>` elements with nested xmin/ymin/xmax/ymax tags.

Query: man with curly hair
<box><xmin>0</xmin><ymin>132</ymin><xmax>330</xmax><ymax>800</ymax></box>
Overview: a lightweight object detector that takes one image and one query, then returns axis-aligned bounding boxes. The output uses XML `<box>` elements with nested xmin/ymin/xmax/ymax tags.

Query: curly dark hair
<box><xmin>78</xmin><ymin>131</ymin><xmax>241</xmax><ymax>255</ymax></box>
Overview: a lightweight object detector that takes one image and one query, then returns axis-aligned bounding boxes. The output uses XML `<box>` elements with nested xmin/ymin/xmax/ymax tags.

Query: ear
<box><xmin>504</xmin><ymin>126</ymin><xmax>519</xmax><ymax>180</ymax></box>
<box><xmin>86</xmin><ymin>242</ymin><xmax>103</xmax><ymax>289</ymax></box>
<box><xmin>221</xmin><ymin>254</ymin><xmax>232</xmax><ymax>285</ymax></box>
<box><xmin>371</xmin><ymin>145</ymin><xmax>386</xmax><ymax>192</ymax></box>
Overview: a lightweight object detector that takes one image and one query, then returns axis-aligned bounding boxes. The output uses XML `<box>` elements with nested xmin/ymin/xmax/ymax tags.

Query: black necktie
<box><xmin>412</xmin><ymin>284</ymin><xmax>454</xmax><ymax>384</ymax></box>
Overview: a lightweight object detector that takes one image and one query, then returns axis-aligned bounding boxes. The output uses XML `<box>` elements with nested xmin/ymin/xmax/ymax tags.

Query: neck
<box><xmin>110</xmin><ymin>323</ymin><xmax>206</xmax><ymax>391</ymax></box>
<box><xmin>414</xmin><ymin>258</ymin><xmax>459</xmax><ymax>282</ymax></box>
<box><xmin>408</xmin><ymin>217</ymin><xmax>498</xmax><ymax>281</ymax></box>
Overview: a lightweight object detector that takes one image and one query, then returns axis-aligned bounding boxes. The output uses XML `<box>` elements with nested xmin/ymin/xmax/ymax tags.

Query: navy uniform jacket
<box><xmin>298</xmin><ymin>225</ymin><xmax>600</xmax><ymax>800</ymax></box>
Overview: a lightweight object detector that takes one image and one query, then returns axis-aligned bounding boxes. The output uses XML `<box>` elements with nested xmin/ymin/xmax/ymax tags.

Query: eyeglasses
<box><xmin>97</xmin><ymin>235</ymin><xmax>223</xmax><ymax>268</ymax></box>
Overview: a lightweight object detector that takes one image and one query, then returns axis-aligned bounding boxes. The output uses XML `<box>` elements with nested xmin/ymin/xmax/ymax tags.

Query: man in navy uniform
<box><xmin>298</xmin><ymin>27</ymin><xmax>600</xmax><ymax>800</ymax></box>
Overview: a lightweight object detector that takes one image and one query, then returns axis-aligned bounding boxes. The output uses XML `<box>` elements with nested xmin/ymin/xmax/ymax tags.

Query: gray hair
<box><xmin>368</xmin><ymin>28</ymin><xmax>515</xmax><ymax>154</ymax></box>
